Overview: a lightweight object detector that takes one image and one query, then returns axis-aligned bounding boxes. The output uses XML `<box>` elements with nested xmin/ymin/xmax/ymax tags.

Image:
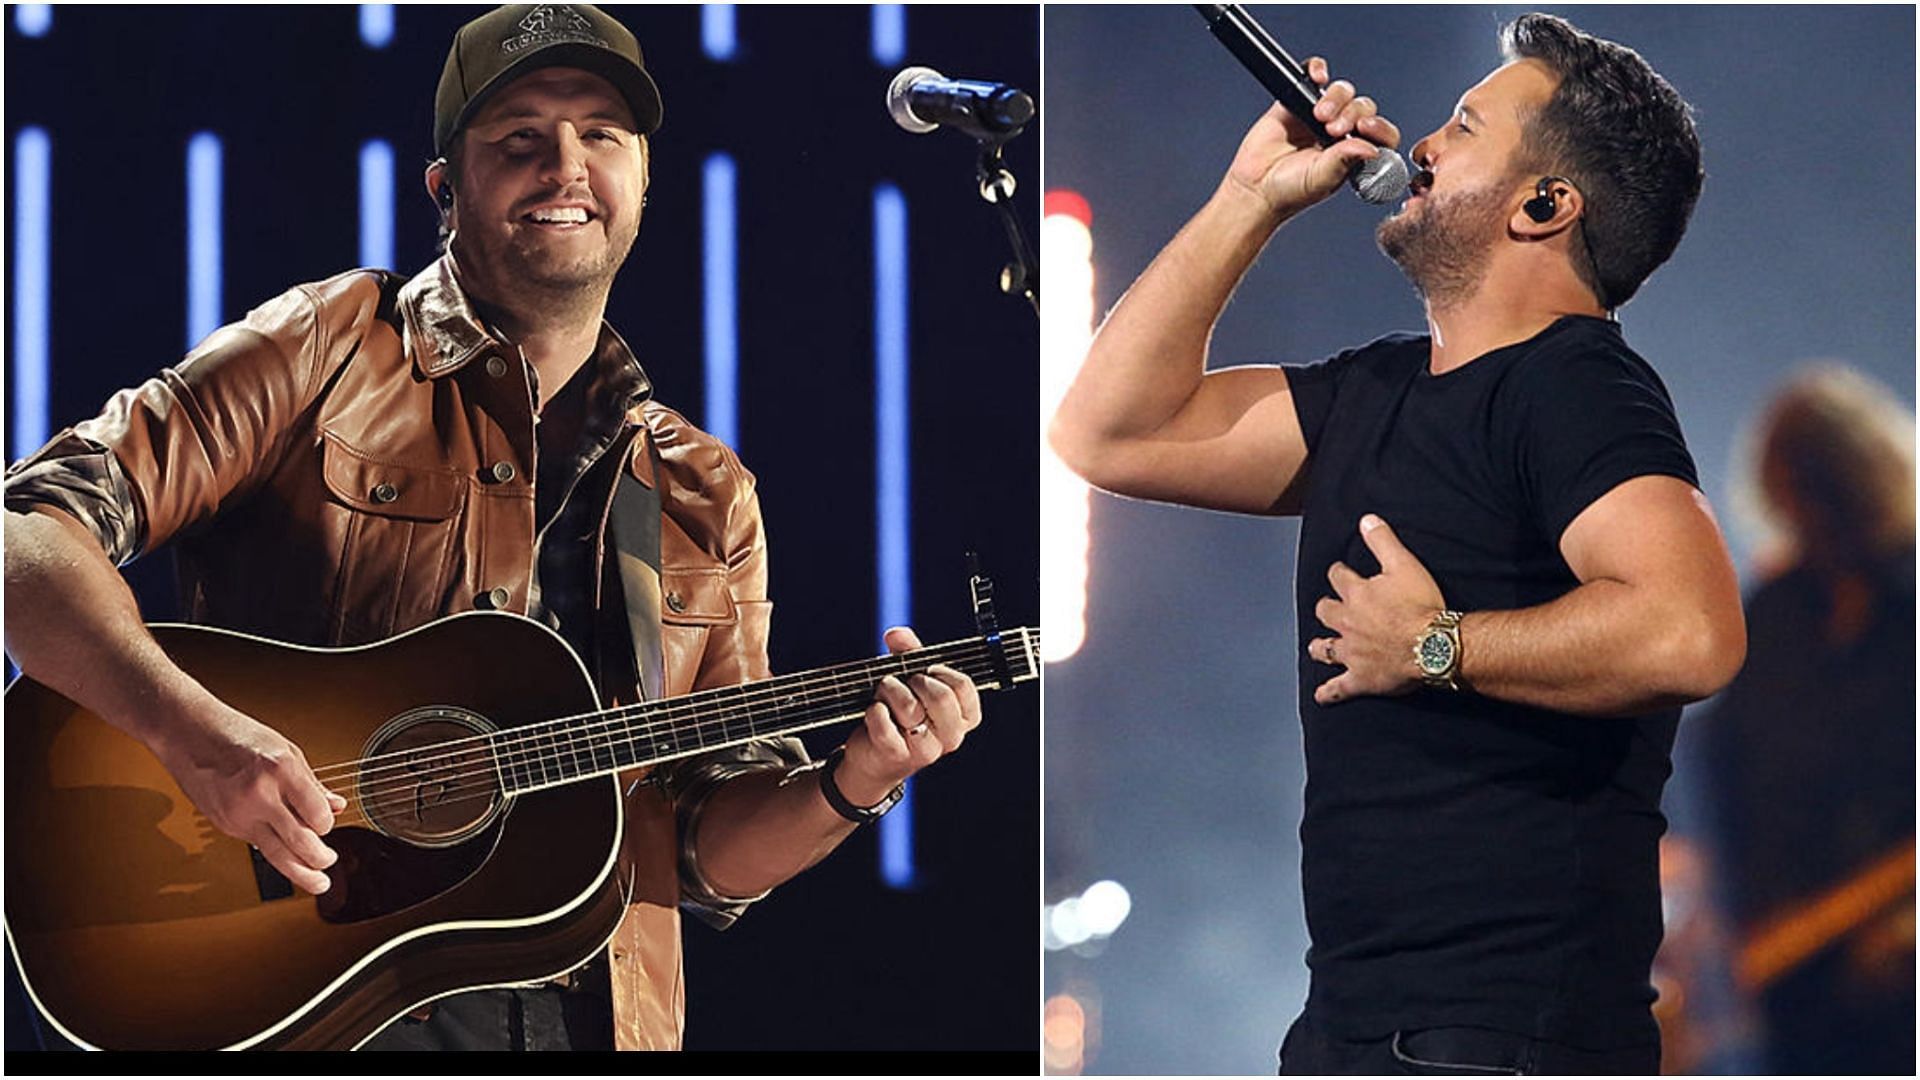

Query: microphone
<box><xmin>1192</xmin><ymin>4</ymin><xmax>1410</xmax><ymax>204</ymax></box>
<box><xmin>888</xmin><ymin>67</ymin><xmax>1035</xmax><ymax>141</ymax></box>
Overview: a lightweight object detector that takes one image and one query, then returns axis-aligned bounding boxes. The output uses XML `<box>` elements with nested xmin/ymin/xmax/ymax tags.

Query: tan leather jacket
<box><xmin>4</xmin><ymin>255</ymin><xmax>792</xmax><ymax>1050</ymax></box>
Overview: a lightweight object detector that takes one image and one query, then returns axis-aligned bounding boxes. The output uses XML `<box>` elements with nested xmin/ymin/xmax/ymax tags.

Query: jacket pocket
<box><xmin>658</xmin><ymin>566</ymin><xmax>737</xmax><ymax>696</ymax></box>
<box><xmin>660</xmin><ymin>566</ymin><xmax>735</xmax><ymax>626</ymax></box>
<box><xmin>319</xmin><ymin>430</ymin><xmax>466</xmax><ymax>643</ymax></box>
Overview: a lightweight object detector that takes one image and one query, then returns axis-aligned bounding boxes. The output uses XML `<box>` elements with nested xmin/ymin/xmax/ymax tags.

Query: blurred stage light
<box><xmin>703</xmin><ymin>153</ymin><xmax>739</xmax><ymax>450</ymax></box>
<box><xmin>1043</xmin><ymin>993</ymin><xmax>1087</xmax><ymax>1074</ymax></box>
<box><xmin>358</xmin><ymin>4</ymin><xmax>393</xmax><ymax>49</ymax></box>
<box><xmin>14</xmin><ymin>5</ymin><xmax>51</xmax><ymax>38</ymax></box>
<box><xmin>1048</xmin><ymin>897</ymin><xmax>1090</xmax><ymax>948</ymax></box>
<box><xmin>873</xmin><ymin>181</ymin><xmax>916</xmax><ymax>890</ymax></box>
<box><xmin>870</xmin><ymin>4</ymin><xmax>905</xmax><ymax>66</ymax></box>
<box><xmin>1044</xmin><ymin>878</ymin><xmax>1131</xmax><ymax>951</ymax></box>
<box><xmin>701</xmin><ymin>5</ymin><xmax>736</xmax><ymax>62</ymax></box>
<box><xmin>1041</xmin><ymin>191</ymin><xmax>1096</xmax><ymax>662</ymax></box>
<box><xmin>12</xmin><ymin>127</ymin><xmax>51</xmax><ymax>463</ymax></box>
<box><xmin>186</xmin><ymin>133</ymin><xmax>223</xmax><ymax>350</ymax></box>
<box><xmin>359</xmin><ymin>140</ymin><xmax>394</xmax><ymax>271</ymax></box>
<box><xmin>1079</xmin><ymin>879</ymin><xmax>1132</xmax><ymax>936</ymax></box>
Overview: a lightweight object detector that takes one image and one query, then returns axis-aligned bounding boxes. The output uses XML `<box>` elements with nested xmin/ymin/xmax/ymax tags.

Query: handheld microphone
<box><xmin>887</xmin><ymin>67</ymin><xmax>1035</xmax><ymax>141</ymax></box>
<box><xmin>1192</xmin><ymin>4</ymin><xmax>1410</xmax><ymax>204</ymax></box>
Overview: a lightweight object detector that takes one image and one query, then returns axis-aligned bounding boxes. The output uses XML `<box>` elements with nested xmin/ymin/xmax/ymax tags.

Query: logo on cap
<box><xmin>502</xmin><ymin>5</ymin><xmax>606</xmax><ymax>55</ymax></box>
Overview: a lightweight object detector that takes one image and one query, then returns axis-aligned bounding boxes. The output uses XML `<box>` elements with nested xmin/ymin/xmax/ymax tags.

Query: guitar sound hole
<box><xmin>359</xmin><ymin>707</ymin><xmax>508</xmax><ymax>848</ymax></box>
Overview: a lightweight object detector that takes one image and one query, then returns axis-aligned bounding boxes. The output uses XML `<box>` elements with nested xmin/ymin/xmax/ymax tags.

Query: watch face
<box><xmin>1417</xmin><ymin>631</ymin><xmax>1456</xmax><ymax>675</ymax></box>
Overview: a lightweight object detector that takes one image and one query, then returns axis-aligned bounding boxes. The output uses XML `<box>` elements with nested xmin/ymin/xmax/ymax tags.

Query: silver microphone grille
<box><xmin>1353</xmin><ymin>149</ymin><xmax>1411</xmax><ymax>205</ymax></box>
<box><xmin>887</xmin><ymin>66</ymin><xmax>943</xmax><ymax>135</ymax></box>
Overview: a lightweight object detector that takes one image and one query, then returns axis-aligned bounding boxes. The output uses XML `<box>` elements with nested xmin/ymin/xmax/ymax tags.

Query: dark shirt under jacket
<box><xmin>1284</xmin><ymin>316</ymin><xmax>1700</xmax><ymax>1051</ymax></box>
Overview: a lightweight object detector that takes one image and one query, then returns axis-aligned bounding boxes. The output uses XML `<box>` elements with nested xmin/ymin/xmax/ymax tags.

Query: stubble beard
<box><xmin>455</xmin><ymin>212</ymin><xmax>642</xmax><ymax>322</ymax></box>
<box><xmin>1375</xmin><ymin>180</ymin><xmax>1512</xmax><ymax>310</ymax></box>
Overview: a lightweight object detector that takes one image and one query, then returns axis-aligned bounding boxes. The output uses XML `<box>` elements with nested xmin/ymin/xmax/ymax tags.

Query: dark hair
<box><xmin>1501</xmin><ymin>13</ymin><xmax>1702</xmax><ymax>308</ymax></box>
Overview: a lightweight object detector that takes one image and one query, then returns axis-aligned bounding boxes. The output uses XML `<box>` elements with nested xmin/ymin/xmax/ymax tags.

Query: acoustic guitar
<box><xmin>5</xmin><ymin>610</ymin><xmax>1039</xmax><ymax>1050</ymax></box>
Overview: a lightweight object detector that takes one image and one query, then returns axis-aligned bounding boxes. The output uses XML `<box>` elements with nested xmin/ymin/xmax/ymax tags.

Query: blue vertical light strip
<box><xmin>870</xmin><ymin>4</ymin><xmax>905</xmax><ymax>66</ymax></box>
<box><xmin>14</xmin><ymin>5</ymin><xmax>52</xmax><ymax>37</ymax></box>
<box><xmin>703</xmin><ymin>153</ymin><xmax>739</xmax><ymax>451</ymax></box>
<box><xmin>12</xmin><ymin>128</ymin><xmax>52</xmax><ymax>463</ymax></box>
<box><xmin>358</xmin><ymin>4</ymin><xmax>394</xmax><ymax>48</ymax></box>
<box><xmin>873</xmin><ymin>182</ymin><xmax>914</xmax><ymax>889</ymax></box>
<box><xmin>359</xmin><ymin>140</ymin><xmax>395</xmax><ymax>270</ymax></box>
<box><xmin>186</xmin><ymin>133</ymin><xmax>224</xmax><ymax>350</ymax></box>
<box><xmin>701</xmin><ymin>5</ymin><xmax>736</xmax><ymax>61</ymax></box>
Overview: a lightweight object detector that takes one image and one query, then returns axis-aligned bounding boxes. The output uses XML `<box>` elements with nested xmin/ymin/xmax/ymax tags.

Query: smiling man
<box><xmin>1051</xmin><ymin>13</ymin><xmax>1743</xmax><ymax>1075</ymax></box>
<box><xmin>4</xmin><ymin>4</ymin><xmax>981</xmax><ymax>1052</ymax></box>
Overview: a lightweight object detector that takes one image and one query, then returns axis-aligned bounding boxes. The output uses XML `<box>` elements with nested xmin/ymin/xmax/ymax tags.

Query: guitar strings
<box><xmin>306</xmin><ymin>635</ymin><xmax>1017</xmax><ymax>786</ymax></box>
<box><xmin>322</xmin><ymin>635</ymin><xmax>1036</xmax><ymax>812</ymax></box>
<box><xmin>325</xmin><ymin>646</ymin><xmax>1025</xmax><ymax>827</ymax></box>
<box><xmin>312</xmin><ymin>633</ymin><xmax>1029</xmax><ymax>791</ymax></box>
<box><xmin>324</xmin><ymin>700</ymin><xmax>885</xmax><ymax>831</ymax></box>
<box><xmin>331</xmin><ymin>644</ymin><xmax>1021</xmax><ymax>811</ymax></box>
<box><xmin>311</xmin><ymin>632</ymin><xmax>1039</xmax><ymax>803</ymax></box>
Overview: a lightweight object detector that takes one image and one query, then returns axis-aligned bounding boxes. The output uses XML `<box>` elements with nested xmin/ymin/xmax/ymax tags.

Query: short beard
<box><xmin>450</xmin><ymin>208</ymin><xmax>642</xmax><ymax>327</ymax></box>
<box><xmin>1375</xmin><ymin>180</ymin><xmax>1511</xmax><ymax>309</ymax></box>
<box><xmin>479</xmin><ymin>216</ymin><xmax>638</xmax><ymax>297</ymax></box>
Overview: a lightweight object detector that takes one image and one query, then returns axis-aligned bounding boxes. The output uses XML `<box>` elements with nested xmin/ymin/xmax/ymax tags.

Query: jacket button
<box><xmin>490</xmin><ymin>461</ymin><xmax>516</xmax><ymax>483</ymax></box>
<box><xmin>485</xmin><ymin>355</ymin><xmax>509</xmax><ymax>378</ymax></box>
<box><xmin>665</xmin><ymin>591</ymin><xmax>686</xmax><ymax>614</ymax></box>
<box><xmin>478</xmin><ymin>586</ymin><xmax>510</xmax><ymax>610</ymax></box>
<box><xmin>371</xmin><ymin>483</ymin><xmax>398</xmax><ymax>504</ymax></box>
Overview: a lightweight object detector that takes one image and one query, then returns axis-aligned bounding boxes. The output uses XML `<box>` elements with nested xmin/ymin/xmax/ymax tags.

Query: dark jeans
<box><xmin>360</xmin><ymin>957</ymin><xmax>614</xmax><ymax>1052</ymax></box>
<box><xmin>1277</xmin><ymin>1012</ymin><xmax>1659</xmax><ymax>1076</ymax></box>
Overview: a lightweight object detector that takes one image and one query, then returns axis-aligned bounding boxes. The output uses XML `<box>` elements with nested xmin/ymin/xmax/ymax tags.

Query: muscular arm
<box><xmin>5</xmin><ymin>505</ymin><xmax>344</xmax><ymax>892</ymax></box>
<box><xmin>1048</xmin><ymin>183</ymin><xmax>1312</xmax><ymax>514</ymax></box>
<box><xmin>1457</xmin><ymin>476</ymin><xmax>1747</xmax><ymax>714</ymax></box>
<box><xmin>1313</xmin><ymin>477</ymin><xmax>1747</xmax><ymax>716</ymax></box>
<box><xmin>1047</xmin><ymin>61</ymin><xmax>1399</xmax><ymax>515</ymax></box>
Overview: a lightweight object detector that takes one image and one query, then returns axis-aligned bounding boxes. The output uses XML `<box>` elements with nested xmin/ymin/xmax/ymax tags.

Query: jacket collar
<box><xmin>396</xmin><ymin>253</ymin><xmax>653</xmax><ymax>407</ymax></box>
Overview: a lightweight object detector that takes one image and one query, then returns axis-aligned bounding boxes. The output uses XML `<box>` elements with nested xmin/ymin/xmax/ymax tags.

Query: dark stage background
<box><xmin>1043</xmin><ymin>5</ymin><xmax>1915</xmax><ymax>1075</ymax></box>
<box><xmin>4</xmin><ymin>4</ymin><xmax>1038</xmax><ymax>1055</ymax></box>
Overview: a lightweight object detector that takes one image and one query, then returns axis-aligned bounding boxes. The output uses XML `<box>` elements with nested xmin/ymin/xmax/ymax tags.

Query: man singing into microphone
<box><xmin>1051</xmin><ymin>12</ymin><xmax>1743</xmax><ymax>1075</ymax></box>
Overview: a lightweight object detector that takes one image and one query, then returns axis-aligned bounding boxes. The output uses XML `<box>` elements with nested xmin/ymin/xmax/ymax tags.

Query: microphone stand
<box><xmin>974</xmin><ymin>139</ymin><xmax>1038</xmax><ymax>317</ymax></box>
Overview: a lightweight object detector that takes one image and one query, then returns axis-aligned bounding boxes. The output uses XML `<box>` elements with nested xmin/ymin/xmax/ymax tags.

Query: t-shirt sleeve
<box><xmin>1285</xmin><ymin>341</ymin><xmax>1375</xmax><ymax>454</ymax></box>
<box><xmin>1508</xmin><ymin>344</ymin><xmax>1699</xmax><ymax>544</ymax></box>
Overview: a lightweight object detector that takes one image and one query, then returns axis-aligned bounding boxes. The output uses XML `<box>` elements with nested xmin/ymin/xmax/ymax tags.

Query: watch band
<box><xmin>1417</xmin><ymin>609</ymin><xmax>1465</xmax><ymax>691</ymax></box>
<box><xmin>819</xmin><ymin>747</ymin><xmax>905</xmax><ymax>824</ymax></box>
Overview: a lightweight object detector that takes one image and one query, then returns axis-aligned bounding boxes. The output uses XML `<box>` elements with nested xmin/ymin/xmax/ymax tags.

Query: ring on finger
<box><xmin>907</xmin><ymin>722</ymin><xmax>930</xmax><ymax>737</ymax></box>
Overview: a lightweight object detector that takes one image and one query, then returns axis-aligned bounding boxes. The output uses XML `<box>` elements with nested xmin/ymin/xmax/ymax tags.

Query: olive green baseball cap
<box><xmin>434</xmin><ymin>4</ymin><xmax>664</xmax><ymax>157</ymax></box>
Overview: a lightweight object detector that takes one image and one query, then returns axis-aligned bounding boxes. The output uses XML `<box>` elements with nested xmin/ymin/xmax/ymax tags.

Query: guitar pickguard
<box><xmin>315</xmin><ymin>821</ymin><xmax>504</xmax><ymax>925</ymax></box>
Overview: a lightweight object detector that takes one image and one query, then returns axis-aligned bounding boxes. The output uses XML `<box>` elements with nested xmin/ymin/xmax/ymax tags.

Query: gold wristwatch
<box><xmin>1414</xmin><ymin>609</ymin><xmax>1465</xmax><ymax>690</ymax></box>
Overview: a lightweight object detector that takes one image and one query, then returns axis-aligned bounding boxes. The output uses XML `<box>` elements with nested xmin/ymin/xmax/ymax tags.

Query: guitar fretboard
<box><xmin>489</xmin><ymin>627</ymin><xmax>1039</xmax><ymax>796</ymax></box>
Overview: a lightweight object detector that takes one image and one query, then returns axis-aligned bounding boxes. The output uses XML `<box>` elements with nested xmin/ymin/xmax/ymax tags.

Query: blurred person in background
<box><xmin>1692</xmin><ymin>363</ymin><xmax>1915</xmax><ymax>1075</ymax></box>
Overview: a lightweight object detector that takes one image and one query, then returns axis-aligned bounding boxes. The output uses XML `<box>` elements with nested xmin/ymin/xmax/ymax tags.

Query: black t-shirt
<box><xmin>1284</xmin><ymin>315</ymin><xmax>1698</xmax><ymax>1049</ymax></box>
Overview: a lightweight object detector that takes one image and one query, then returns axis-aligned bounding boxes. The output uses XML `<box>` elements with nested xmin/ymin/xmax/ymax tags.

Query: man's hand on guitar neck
<box><xmin>833</xmin><ymin>626</ymin><xmax>985</xmax><ymax>806</ymax></box>
<box><xmin>146</xmin><ymin>694</ymin><xmax>350</xmax><ymax>896</ymax></box>
<box><xmin>685</xmin><ymin>626</ymin><xmax>985</xmax><ymax>900</ymax></box>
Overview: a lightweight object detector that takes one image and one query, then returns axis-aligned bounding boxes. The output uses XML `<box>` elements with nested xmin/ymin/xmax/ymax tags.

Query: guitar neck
<box><xmin>493</xmin><ymin>627</ymin><xmax>1039</xmax><ymax>796</ymax></box>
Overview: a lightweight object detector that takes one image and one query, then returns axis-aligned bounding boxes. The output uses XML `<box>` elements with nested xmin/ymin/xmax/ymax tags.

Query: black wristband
<box><xmin>819</xmin><ymin>747</ymin><xmax>904</xmax><ymax>824</ymax></box>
